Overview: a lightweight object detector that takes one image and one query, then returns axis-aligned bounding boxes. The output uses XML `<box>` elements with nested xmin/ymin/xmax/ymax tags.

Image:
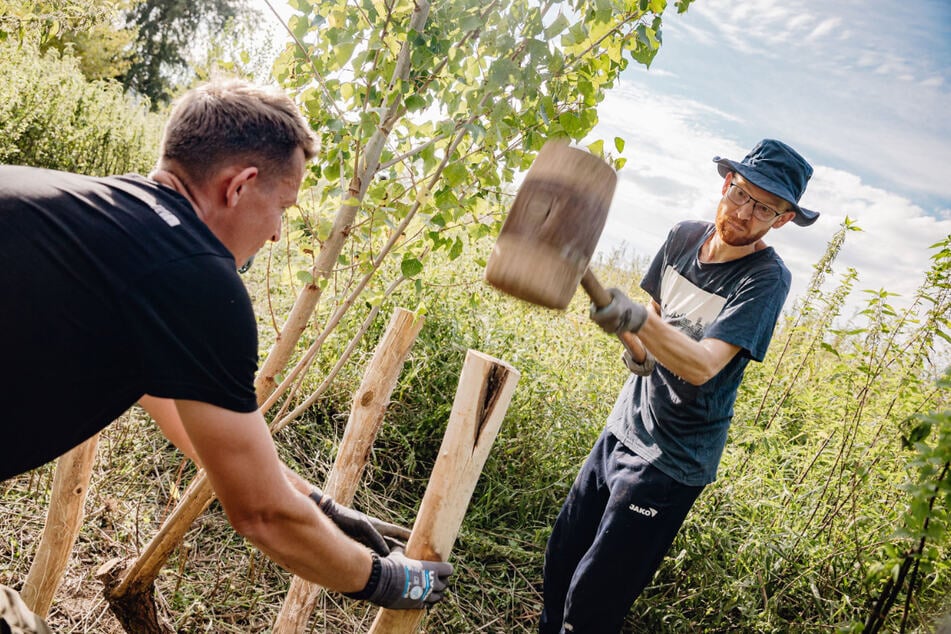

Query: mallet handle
<box><xmin>581</xmin><ymin>269</ymin><xmax>649</xmax><ymax>363</ymax></box>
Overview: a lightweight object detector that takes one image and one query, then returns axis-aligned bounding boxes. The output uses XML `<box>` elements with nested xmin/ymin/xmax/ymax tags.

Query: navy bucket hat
<box><xmin>713</xmin><ymin>139</ymin><xmax>819</xmax><ymax>227</ymax></box>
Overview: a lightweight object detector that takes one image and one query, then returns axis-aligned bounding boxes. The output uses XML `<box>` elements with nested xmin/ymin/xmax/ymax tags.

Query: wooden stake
<box><xmin>272</xmin><ymin>308</ymin><xmax>425</xmax><ymax>633</ymax></box>
<box><xmin>21</xmin><ymin>435</ymin><xmax>99</xmax><ymax>617</ymax></box>
<box><xmin>368</xmin><ymin>350</ymin><xmax>519</xmax><ymax>634</ymax></box>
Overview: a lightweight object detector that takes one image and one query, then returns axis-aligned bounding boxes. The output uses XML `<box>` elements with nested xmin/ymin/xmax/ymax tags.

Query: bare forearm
<box><xmin>172</xmin><ymin>400</ymin><xmax>373</xmax><ymax>592</ymax></box>
<box><xmin>231</xmin><ymin>486</ymin><xmax>372</xmax><ymax>592</ymax></box>
<box><xmin>638</xmin><ymin>312</ymin><xmax>732</xmax><ymax>385</ymax></box>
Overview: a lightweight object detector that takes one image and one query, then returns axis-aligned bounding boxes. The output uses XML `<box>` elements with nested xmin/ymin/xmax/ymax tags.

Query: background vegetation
<box><xmin>1</xmin><ymin>1</ymin><xmax>949</xmax><ymax>632</ymax></box>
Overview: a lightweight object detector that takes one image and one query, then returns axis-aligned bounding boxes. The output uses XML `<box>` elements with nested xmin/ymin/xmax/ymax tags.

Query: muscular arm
<box><xmin>149</xmin><ymin>397</ymin><xmax>371</xmax><ymax>592</ymax></box>
<box><xmin>639</xmin><ymin>300</ymin><xmax>740</xmax><ymax>386</ymax></box>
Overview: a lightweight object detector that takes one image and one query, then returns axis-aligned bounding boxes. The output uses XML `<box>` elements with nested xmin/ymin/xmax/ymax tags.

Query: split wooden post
<box><xmin>21</xmin><ymin>435</ymin><xmax>99</xmax><ymax>617</ymax></box>
<box><xmin>273</xmin><ymin>307</ymin><xmax>425</xmax><ymax>633</ymax></box>
<box><xmin>368</xmin><ymin>349</ymin><xmax>520</xmax><ymax>634</ymax></box>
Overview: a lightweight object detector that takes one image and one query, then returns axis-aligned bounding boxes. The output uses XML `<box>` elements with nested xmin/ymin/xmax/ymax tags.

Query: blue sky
<box><xmin>253</xmin><ymin>0</ymin><xmax>950</xmax><ymax>316</ymax></box>
<box><xmin>591</xmin><ymin>0</ymin><xmax>951</xmax><ymax>315</ymax></box>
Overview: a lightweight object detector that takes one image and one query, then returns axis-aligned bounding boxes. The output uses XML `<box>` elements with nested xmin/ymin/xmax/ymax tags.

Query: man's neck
<box><xmin>150</xmin><ymin>168</ymin><xmax>204</xmax><ymax>219</ymax></box>
<box><xmin>700</xmin><ymin>232</ymin><xmax>766</xmax><ymax>264</ymax></box>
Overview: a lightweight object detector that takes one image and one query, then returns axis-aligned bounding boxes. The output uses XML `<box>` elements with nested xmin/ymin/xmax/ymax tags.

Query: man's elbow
<box><xmin>224</xmin><ymin>506</ymin><xmax>281</xmax><ymax>544</ymax></box>
<box><xmin>681</xmin><ymin>362</ymin><xmax>720</xmax><ymax>386</ymax></box>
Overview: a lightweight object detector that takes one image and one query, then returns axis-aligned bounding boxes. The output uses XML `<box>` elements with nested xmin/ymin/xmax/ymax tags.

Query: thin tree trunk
<box><xmin>369</xmin><ymin>350</ymin><xmax>519</xmax><ymax>633</ymax></box>
<box><xmin>273</xmin><ymin>308</ymin><xmax>425</xmax><ymax>633</ymax></box>
<box><xmin>254</xmin><ymin>0</ymin><xmax>432</xmax><ymax>400</ymax></box>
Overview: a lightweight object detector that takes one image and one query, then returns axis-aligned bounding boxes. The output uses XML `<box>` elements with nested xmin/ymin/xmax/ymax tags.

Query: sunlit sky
<box><xmin>253</xmin><ymin>0</ymin><xmax>951</xmax><ymax>317</ymax></box>
<box><xmin>592</xmin><ymin>0</ymin><xmax>951</xmax><ymax>317</ymax></box>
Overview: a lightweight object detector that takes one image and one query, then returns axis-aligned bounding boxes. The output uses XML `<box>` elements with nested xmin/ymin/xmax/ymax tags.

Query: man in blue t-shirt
<box><xmin>540</xmin><ymin>139</ymin><xmax>821</xmax><ymax>633</ymax></box>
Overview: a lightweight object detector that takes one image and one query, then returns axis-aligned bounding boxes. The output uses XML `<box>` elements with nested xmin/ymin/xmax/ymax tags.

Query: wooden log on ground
<box><xmin>273</xmin><ymin>308</ymin><xmax>425</xmax><ymax>633</ymax></box>
<box><xmin>21</xmin><ymin>435</ymin><xmax>99</xmax><ymax>618</ymax></box>
<box><xmin>369</xmin><ymin>349</ymin><xmax>520</xmax><ymax>634</ymax></box>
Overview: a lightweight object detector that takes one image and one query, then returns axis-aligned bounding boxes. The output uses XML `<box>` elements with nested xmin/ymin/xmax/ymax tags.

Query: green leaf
<box><xmin>587</xmin><ymin>139</ymin><xmax>604</xmax><ymax>157</ymax></box>
<box><xmin>545</xmin><ymin>14</ymin><xmax>570</xmax><ymax>39</ymax></box>
<box><xmin>614</xmin><ymin>136</ymin><xmax>626</xmax><ymax>153</ymax></box>
<box><xmin>404</xmin><ymin>94</ymin><xmax>427</xmax><ymax>112</ymax></box>
<box><xmin>449</xmin><ymin>236</ymin><xmax>464</xmax><ymax>260</ymax></box>
<box><xmin>442</xmin><ymin>162</ymin><xmax>468</xmax><ymax>188</ymax></box>
<box><xmin>335</xmin><ymin>41</ymin><xmax>357</xmax><ymax>68</ymax></box>
<box><xmin>401</xmin><ymin>256</ymin><xmax>424</xmax><ymax>278</ymax></box>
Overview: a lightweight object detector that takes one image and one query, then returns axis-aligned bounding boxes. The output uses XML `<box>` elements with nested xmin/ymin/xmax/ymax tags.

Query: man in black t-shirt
<box><xmin>1</xmin><ymin>80</ymin><xmax>451</xmax><ymax>616</ymax></box>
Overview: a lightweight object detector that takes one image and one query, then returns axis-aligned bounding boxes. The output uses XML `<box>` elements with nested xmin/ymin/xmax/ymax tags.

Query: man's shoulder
<box><xmin>668</xmin><ymin>219</ymin><xmax>714</xmax><ymax>244</ymax></box>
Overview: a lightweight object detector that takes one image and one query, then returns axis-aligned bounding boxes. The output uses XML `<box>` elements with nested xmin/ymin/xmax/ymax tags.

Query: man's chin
<box><xmin>716</xmin><ymin>222</ymin><xmax>761</xmax><ymax>247</ymax></box>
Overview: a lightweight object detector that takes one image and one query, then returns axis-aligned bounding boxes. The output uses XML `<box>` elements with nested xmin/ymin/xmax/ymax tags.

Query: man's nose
<box><xmin>734</xmin><ymin>201</ymin><xmax>755</xmax><ymax>220</ymax></box>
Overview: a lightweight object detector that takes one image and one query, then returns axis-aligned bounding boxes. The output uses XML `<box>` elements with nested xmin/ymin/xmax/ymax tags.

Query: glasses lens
<box><xmin>727</xmin><ymin>184</ymin><xmax>748</xmax><ymax>205</ymax></box>
<box><xmin>752</xmin><ymin>204</ymin><xmax>774</xmax><ymax>221</ymax></box>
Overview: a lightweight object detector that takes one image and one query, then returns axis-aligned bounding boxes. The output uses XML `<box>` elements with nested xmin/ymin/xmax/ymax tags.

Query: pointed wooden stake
<box><xmin>272</xmin><ymin>308</ymin><xmax>425</xmax><ymax>633</ymax></box>
<box><xmin>368</xmin><ymin>349</ymin><xmax>519</xmax><ymax>634</ymax></box>
<box><xmin>22</xmin><ymin>435</ymin><xmax>99</xmax><ymax>617</ymax></box>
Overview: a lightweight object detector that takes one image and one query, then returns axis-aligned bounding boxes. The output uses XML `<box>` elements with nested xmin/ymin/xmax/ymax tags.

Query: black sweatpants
<box><xmin>540</xmin><ymin>429</ymin><xmax>704</xmax><ymax>633</ymax></box>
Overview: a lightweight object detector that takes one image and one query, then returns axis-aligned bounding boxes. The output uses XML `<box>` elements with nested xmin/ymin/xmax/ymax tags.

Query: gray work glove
<box><xmin>310</xmin><ymin>489</ymin><xmax>410</xmax><ymax>556</ymax></box>
<box><xmin>345</xmin><ymin>550</ymin><xmax>453</xmax><ymax>610</ymax></box>
<box><xmin>589</xmin><ymin>288</ymin><xmax>648</xmax><ymax>334</ymax></box>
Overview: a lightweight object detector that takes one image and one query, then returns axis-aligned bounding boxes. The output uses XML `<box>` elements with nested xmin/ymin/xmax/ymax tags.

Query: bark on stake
<box><xmin>22</xmin><ymin>435</ymin><xmax>99</xmax><ymax>617</ymax></box>
<box><xmin>368</xmin><ymin>349</ymin><xmax>520</xmax><ymax>634</ymax></box>
<box><xmin>273</xmin><ymin>308</ymin><xmax>424</xmax><ymax>633</ymax></box>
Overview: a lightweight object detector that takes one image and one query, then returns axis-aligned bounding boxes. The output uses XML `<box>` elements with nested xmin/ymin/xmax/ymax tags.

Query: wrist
<box><xmin>344</xmin><ymin>552</ymin><xmax>381</xmax><ymax>600</ymax></box>
<box><xmin>623</xmin><ymin>348</ymin><xmax>656</xmax><ymax>376</ymax></box>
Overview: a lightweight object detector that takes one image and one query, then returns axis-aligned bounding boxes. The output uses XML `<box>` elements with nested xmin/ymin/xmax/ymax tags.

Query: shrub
<box><xmin>0</xmin><ymin>39</ymin><xmax>162</xmax><ymax>175</ymax></box>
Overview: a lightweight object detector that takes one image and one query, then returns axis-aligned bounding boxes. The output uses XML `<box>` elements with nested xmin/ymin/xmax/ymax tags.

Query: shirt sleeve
<box><xmin>640</xmin><ymin>226</ymin><xmax>676</xmax><ymax>302</ymax></box>
<box><xmin>122</xmin><ymin>255</ymin><xmax>260</xmax><ymax>412</ymax></box>
<box><xmin>704</xmin><ymin>266</ymin><xmax>790</xmax><ymax>362</ymax></box>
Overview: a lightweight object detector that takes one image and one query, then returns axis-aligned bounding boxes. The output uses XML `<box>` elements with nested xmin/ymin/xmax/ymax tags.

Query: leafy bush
<box><xmin>0</xmin><ymin>39</ymin><xmax>162</xmax><ymax>175</ymax></box>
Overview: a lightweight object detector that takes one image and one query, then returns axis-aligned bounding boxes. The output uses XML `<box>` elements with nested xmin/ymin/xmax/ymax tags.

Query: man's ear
<box><xmin>225</xmin><ymin>167</ymin><xmax>259</xmax><ymax>208</ymax></box>
<box><xmin>721</xmin><ymin>171</ymin><xmax>734</xmax><ymax>196</ymax></box>
<box><xmin>771</xmin><ymin>211</ymin><xmax>796</xmax><ymax>229</ymax></box>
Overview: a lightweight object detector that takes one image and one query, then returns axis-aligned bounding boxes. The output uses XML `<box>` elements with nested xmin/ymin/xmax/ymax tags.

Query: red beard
<box><xmin>715</xmin><ymin>209</ymin><xmax>769</xmax><ymax>247</ymax></box>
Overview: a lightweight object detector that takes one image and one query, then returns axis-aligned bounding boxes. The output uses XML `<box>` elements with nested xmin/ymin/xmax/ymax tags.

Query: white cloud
<box><xmin>589</xmin><ymin>81</ymin><xmax>951</xmax><ymax>318</ymax></box>
<box><xmin>806</xmin><ymin>17</ymin><xmax>841</xmax><ymax>42</ymax></box>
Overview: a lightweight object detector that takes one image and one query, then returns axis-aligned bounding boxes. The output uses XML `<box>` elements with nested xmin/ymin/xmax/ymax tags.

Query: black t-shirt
<box><xmin>0</xmin><ymin>165</ymin><xmax>259</xmax><ymax>480</ymax></box>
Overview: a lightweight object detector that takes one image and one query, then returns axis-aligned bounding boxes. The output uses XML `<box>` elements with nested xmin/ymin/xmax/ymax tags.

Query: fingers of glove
<box><xmin>589</xmin><ymin>288</ymin><xmax>636</xmax><ymax>334</ymax></box>
<box><xmin>341</xmin><ymin>516</ymin><xmax>390</xmax><ymax>556</ymax></box>
<box><xmin>368</xmin><ymin>516</ymin><xmax>412</xmax><ymax>541</ymax></box>
<box><xmin>382</xmin><ymin>535</ymin><xmax>406</xmax><ymax>553</ymax></box>
<box><xmin>321</xmin><ymin>501</ymin><xmax>391</xmax><ymax>556</ymax></box>
<box><xmin>373</xmin><ymin>554</ymin><xmax>453</xmax><ymax>609</ymax></box>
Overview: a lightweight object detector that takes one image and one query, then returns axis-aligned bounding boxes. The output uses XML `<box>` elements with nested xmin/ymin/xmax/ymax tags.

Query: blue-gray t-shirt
<box><xmin>606</xmin><ymin>220</ymin><xmax>790</xmax><ymax>485</ymax></box>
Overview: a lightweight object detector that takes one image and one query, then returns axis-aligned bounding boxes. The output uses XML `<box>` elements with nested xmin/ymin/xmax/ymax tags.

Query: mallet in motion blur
<box><xmin>484</xmin><ymin>140</ymin><xmax>646</xmax><ymax>358</ymax></box>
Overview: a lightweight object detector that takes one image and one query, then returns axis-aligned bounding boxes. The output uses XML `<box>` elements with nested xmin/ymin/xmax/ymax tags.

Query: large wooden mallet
<box><xmin>484</xmin><ymin>140</ymin><xmax>645</xmax><ymax>358</ymax></box>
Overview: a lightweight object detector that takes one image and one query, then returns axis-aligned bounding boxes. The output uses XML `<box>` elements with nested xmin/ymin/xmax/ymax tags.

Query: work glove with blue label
<box><xmin>309</xmin><ymin>489</ymin><xmax>410</xmax><ymax>556</ymax></box>
<box><xmin>345</xmin><ymin>550</ymin><xmax>453</xmax><ymax>609</ymax></box>
<box><xmin>589</xmin><ymin>287</ymin><xmax>648</xmax><ymax>334</ymax></box>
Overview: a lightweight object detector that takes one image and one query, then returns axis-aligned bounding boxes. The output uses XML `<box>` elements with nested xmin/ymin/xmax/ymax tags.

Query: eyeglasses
<box><xmin>725</xmin><ymin>181</ymin><xmax>786</xmax><ymax>222</ymax></box>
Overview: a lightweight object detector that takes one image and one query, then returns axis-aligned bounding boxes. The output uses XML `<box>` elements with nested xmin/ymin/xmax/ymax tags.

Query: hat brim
<box><xmin>714</xmin><ymin>158</ymin><xmax>819</xmax><ymax>227</ymax></box>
